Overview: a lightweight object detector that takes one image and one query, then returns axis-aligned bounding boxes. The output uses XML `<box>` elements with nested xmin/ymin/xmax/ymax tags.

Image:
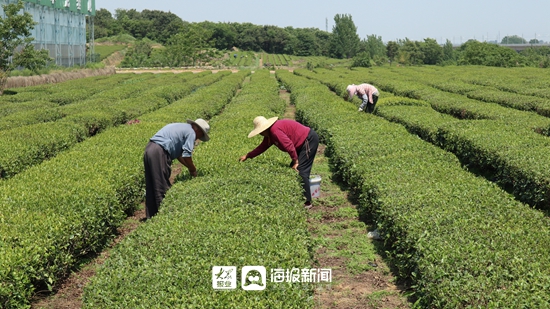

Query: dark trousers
<box><xmin>143</xmin><ymin>141</ymin><xmax>172</xmax><ymax>219</ymax></box>
<box><xmin>367</xmin><ymin>94</ymin><xmax>378</xmax><ymax>113</ymax></box>
<box><xmin>359</xmin><ymin>94</ymin><xmax>379</xmax><ymax>113</ymax></box>
<box><xmin>297</xmin><ymin>129</ymin><xmax>319</xmax><ymax>204</ymax></box>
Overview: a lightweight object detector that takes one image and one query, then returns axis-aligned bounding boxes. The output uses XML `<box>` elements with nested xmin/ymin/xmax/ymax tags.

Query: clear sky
<box><xmin>98</xmin><ymin>0</ymin><xmax>550</xmax><ymax>44</ymax></box>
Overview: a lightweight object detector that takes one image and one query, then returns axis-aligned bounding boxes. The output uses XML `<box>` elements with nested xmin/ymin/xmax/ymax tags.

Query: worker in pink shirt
<box><xmin>239</xmin><ymin>116</ymin><xmax>319</xmax><ymax>209</ymax></box>
<box><xmin>346</xmin><ymin>83</ymin><xmax>379</xmax><ymax>113</ymax></box>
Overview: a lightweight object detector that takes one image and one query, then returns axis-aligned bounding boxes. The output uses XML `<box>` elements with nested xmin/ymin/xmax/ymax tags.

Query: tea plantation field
<box><xmin>1</xmin><ymin>66</ymin><xmax>550</xmax><ymax>308</ymax></box>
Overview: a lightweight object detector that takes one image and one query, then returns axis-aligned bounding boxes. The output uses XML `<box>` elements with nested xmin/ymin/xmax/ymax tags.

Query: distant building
<box><xmin>0</xmin><ymin>0</ymin><xmax>96</xmax><ymax>66</ymax></box>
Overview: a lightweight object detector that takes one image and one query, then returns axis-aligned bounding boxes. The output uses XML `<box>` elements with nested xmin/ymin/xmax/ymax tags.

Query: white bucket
<box><xmin>309</xmin><ymin>175</ymin><xmax>322</xmax><ymax>198</ymax></box>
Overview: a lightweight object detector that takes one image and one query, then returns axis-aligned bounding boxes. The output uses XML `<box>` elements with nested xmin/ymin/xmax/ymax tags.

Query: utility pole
<box><xmin>326</xmin><ymin>18</ymin><xmax>328</xmax><ymax>32</ymax></box>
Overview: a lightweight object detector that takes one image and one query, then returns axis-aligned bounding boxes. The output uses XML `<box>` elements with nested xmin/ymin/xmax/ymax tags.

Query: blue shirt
<box><xmin>150</xmin><ymin>123</ymin><xmax>196</xmax><ymax>159</ymax></box>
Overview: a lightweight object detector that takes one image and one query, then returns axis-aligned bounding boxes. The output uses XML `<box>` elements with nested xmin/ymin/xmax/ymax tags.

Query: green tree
<box><xmin>0</xmin><ymin>0</ymin><xmax>51</xmax><ymax>94</ymax></box>
<box><xmin>163</xmin><ymin>23</ymin><xmax>215</xmax><ymax>67</ymax></box>
<box><xmin>420</xmin><ymin>38</ymin><xmax>443</xmax><ymax>64</ymax></box>
<box><xmin>520</xmin><ymin>46</ymin><xmax>550</xmax><ymax>67</ymax></box>
<box><xmin>351</xmin><ymin>51</ymin><xmax>372</xmax><ymax>68</ymax></box>
<box><xmin>398</xmin><ymin>38</ymin><xmax>424</xmax><ymax>65</ymax></box>
<box><xmin>362</xmin><ymin>34</ymin><xmax>385</xmax><ymax>57</ymax></box>
<box><xmin>458</xmin><ymin>40</ymin><xmax>524</xmax><ymax>67</ymax></box>
<box><xmin>92</xmin><ymin>8</ymin><xmax>115</xmax><ymax>38</ymax></box>
<box><xmin>234</xmin><ymin>23</ymin><xmax>262</xmax><ymax>51</ymax></box>
<box><xmin>293</xmin><ymin>28</ymin><xmax>319</xmax><ymax>56</ymax></box>
<box><xmin>120</xmin><ymin>40</ymin><xmax>153</xmax><ymax>67</ymax></box>
<box><xmin>121</xmin><ymin>16</ymin><xmax>152</xmax><ymax>40</ymax></box>
<box><xmin>362</xmin><ymin>34</ymin><xmax>387</xmax><ymax>65</ymax></box>
<box><xmin>99</xmin><ymin>8</ymin><xmax>184</xmax><ymax>43</ymax></box>
<box><xmin>442</xmin><ymin>39</ymin><xmax>456</xmax><ymax>63</ymax></box>
<box><xmin>314</xmin><ymin>30</ymin><xmax>332</xmax><ymax>57</ymax></box>
<box><xmin>258</xmin><ymin>25</ymin><xmax>289</xmax><ymax>54</ymax></box>
<box><xmin>386</xmin><ymin>41</ymin><xmax>399</xmax><ymax>66</ymax></box>
<box><xmin>115</xmin><ymin>8</ymin><xmax>141</xmax><ymax>21</ymax></box>
<box><xmin>141</xmin><ymin>9</ymin><xmax>184</xmax><ymax>44</ymax></box>
<box><xmin>209</xmin><ymin>22</ymin><xmax>237</xmax><ymax>50</ymax></box>
<box><xmin>330</xmin><ymin>14</ymin><xmax>360</xmax><ymax>59</ymax></box>
<box><xmin>501</xmin><ymin>35</ymin><xmax>526</xmax><ymax>44</ymax></box>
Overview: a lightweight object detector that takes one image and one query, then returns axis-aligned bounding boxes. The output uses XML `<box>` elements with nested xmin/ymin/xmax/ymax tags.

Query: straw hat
<box><xmin>187</xmin><ymin>118</ymin><xmax>210</xmax><ymax>142</ymax></box>
<box><xmin>248</xmin><ymin>116</ymin><xmax>278</xmax><ymax>138</ymax></box>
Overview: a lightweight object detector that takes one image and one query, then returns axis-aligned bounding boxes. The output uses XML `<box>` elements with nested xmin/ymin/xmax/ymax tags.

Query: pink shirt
<box><xmin>246</xmin><ymin>119</ymin><xmax>310</xmax><ymax>161</ymax></box>
<box><xmin>347</xmin><ymin>84</ymin><xmax>379</xmax><ymax>103</ymax></box>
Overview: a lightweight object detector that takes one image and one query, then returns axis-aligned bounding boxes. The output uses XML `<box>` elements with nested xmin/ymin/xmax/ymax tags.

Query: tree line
<box><xmin>92</xmin><ymin>8</ymin><xmax>550</xmax><ymax>68</ymax></box>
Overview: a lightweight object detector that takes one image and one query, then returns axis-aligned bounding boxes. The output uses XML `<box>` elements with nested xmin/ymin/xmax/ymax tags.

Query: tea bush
<box><xmin>276</xmin><ymin>69</ymin><xmax>550</xmax><ymax>308</ymax></box>
<box><xmin>0</xmin><ymin>71</ymin><xmax>248</xmax><ymax>308</ymax></box>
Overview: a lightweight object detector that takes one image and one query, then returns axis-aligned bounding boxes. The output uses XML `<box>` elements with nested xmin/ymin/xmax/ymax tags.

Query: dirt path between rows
<box><xmin>279</xmin><ymin>87</ymin><xmax>412</xmax><ymax>309</ymax></box>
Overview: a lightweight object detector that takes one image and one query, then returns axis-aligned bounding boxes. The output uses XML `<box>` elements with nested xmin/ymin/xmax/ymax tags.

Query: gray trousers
<box><xmin>143</xmin><ymin>141</ymin><xmax>172</xmax><ymax>219</ymax></box>
<box><xmin>297</xmin><ymin>129</ymin><xmax>319</xmax><ymax>204</ymax></box>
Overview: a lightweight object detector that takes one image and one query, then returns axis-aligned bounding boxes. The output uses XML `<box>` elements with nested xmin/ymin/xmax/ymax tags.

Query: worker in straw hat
<box><xmin>239</xmin><ymin>116</ymin><xmax>319</xmax><ymax>209</ymax></box>
<box><xmin>346</xmin><ymin>83</ymin><xmax>379</xmax><ymax>113</ymax></box>
<box><xmin>143</xmin><ymin>119</ymin><xmax>210</xmax><ymax>219</ymax></box>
